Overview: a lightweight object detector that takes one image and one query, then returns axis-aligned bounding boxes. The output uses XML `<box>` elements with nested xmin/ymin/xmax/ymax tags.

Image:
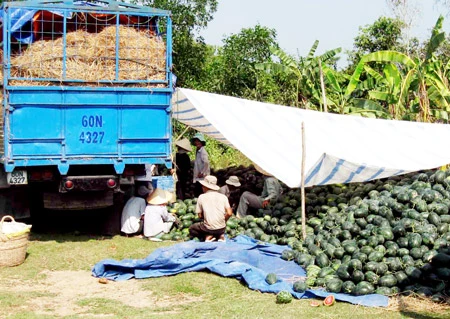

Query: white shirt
<box><xmin>120</xmin><ymin>197</ymin><xmax>146</xmax><ymax>234</ymax></box>
<box><xmin>143</xmin><ymin>205</ymin><xmax>176</xmax><ymax>237</ymax></box>
<box><xmin>196</xmin><ymin>190</ymin><xmax>230</xmax><ymax>230</ymax></box>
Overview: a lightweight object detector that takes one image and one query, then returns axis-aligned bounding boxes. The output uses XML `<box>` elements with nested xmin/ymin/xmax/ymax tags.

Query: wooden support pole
<box><xmin>301</xmin><ymin>122</ymin><xmax>307</xmax><ymax>240</ymax></box>
<box><xmin>175</xmin><ymin>125</ymin><xmax>191</xmax><ymax>141</ymax></box>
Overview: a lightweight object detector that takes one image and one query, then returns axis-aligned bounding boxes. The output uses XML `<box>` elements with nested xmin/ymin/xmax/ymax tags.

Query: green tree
<box><xmin>200</xmin><ymin>39</ymin><xmax>297</xmax><ymax>106</ymax></box>
<box><xmin>348</xmin><ymin>17</ymin><xmax>404</xmax><ymax>68</ymax></box>
<box><xmin>209</xmin><ymin>25</ymin><xmax>279</xmax><ymax>99</ymax></box>
<box><xmin>137</xmin><ymin>0</ymin><xmax>218</xmax><ymax>87</ymax></box>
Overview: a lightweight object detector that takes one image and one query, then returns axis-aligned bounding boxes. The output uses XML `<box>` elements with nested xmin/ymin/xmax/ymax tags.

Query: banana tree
<box><xmin>258</xmin><ymin>42</ymin><xmax>394</xmax><ymax>117</ymax></box>
<box><xmin>345</xmin><ymin>15</ymin><xmax>450</xmax><ymax>123</ymax></box>
<box><xmin>256</xmin><ymin>40</ymin><xmax>341</xmax><ymax>110</ymax></box>
<box><xmin>359</xmin><ymin>62</ymin><xmax>410</xmax><ymax>119</ymax></box>
<box><xmin>400</xmin><ymin>15</ymin><xmax>449</xmax><ymax>122</ymax></box>
<box><xmin>319</xmin><ymin>62</ymin><xmax>391</xmax><ymax>117</ymax></box>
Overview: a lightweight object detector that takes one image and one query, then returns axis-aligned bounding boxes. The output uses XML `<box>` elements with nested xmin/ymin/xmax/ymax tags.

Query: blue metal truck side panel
<box><xmin>4</xmin><ymin>88</ymin><xmax>172</xmax><ymax>174</ymax></box>
<box><xmin>1</xmin><ymin>1</ymin><xmax>173</xmax><ymax>175</ymax></box>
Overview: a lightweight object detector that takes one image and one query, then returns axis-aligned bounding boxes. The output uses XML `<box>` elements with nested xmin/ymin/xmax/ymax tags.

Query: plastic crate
<box><xmin>151</xmin><ymin>176</ymin><xmax>174</xmax><ymax>193</ymax></box>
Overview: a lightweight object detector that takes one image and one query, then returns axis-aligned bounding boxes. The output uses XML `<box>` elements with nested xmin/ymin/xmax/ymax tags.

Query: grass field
<box><xmin>1</xmin><ymin>232</ymin><xmax>450</xmax><ymax>319</ymax></box>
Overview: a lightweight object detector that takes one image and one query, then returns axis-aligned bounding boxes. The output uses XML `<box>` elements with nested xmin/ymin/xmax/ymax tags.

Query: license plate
<box><xmin>7</xmin><ymin>170</ymin><xmax>28</xmax><ymax>185</ymax></box>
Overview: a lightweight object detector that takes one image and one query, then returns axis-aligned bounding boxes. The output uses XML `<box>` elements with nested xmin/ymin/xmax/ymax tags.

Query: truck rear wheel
<box><xmin>101</xmin><ymin>192</ymin><xmax>124</xmax><ymax>236</ymax></box>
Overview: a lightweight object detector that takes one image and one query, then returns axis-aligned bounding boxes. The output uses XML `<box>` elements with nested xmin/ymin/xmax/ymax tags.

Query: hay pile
<box><xmin>388</xmin><ymin>294</ymin><xmax>450</xmax><ymax>315</ymax></box>
<box><xmin>7</xmin><ymin>25</ymin><xmax>166</xmax><ymax>86</ymax></box>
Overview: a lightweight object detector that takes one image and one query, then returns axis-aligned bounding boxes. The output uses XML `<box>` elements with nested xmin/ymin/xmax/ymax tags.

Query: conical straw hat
<box><xmin>147</xmin><ymin>188</ymin><xmax>175</xmax><ymax>205</ymax></box>
<box><xmin>175</xmin><ymin>138</ymin><xmax>192</xmax><ymax>152</ymax></box>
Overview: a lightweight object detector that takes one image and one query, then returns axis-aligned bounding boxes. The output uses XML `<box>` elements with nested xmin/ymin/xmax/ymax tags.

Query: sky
<box><xmin>200</xmin><ymin>0</ymin><xmax>450</xmax><ymax>68</ymax></box>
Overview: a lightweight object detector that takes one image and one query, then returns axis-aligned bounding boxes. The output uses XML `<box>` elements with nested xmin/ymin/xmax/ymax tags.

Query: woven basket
<box><xmin>0</xmin><ymin>215</ymin><xmax>30</xmax><ymax>267</ymax></box>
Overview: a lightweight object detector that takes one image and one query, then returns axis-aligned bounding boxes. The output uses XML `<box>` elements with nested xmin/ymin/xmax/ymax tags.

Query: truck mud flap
<box><xmin>0</xmin><ymin>187</ymin><xmax>30</xmax><ymax>220</ymax></box>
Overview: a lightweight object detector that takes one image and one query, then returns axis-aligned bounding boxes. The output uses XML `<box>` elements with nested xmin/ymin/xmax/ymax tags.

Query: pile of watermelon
<box><xmin>166</xmin><ymin>166</ymin><xmax>450</xmax><ymax>300</ymax></box>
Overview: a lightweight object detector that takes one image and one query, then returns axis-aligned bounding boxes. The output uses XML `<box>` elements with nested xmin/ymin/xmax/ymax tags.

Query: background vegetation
<box><xmin>139</xmin><ymin>1</ymin><xmax>450</xmax><ymax>169</ymax></box>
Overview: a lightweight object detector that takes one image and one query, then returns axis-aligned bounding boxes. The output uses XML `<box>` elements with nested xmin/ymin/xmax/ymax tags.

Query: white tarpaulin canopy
<box><xmin>172</xmin><ymin>88</ymin><xmax>450</xmax><ymax>188</ymax></box>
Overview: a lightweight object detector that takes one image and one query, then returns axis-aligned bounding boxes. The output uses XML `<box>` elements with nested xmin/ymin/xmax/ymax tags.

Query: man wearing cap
<box><xmin>174</xmin><ymin>138</ymin><xmax>192</xmax><ymax>200</ymax></box>
<box><xmin>120</xmin><ymin>185</ymin><xmax>152</xmax><ymax>237</ymax></box>
<box><xmin>219</xmin><ymin>176</ymin><xmax>241</xmax><ymax>210</ymax></box>
<box><xmin>189</xmin><ymin>175</ymin><xmax>232</xmax><ymax>242</ymax></box>
<box><xmin>236</xmin><ymin>164</ymin><xmax>282</xmax><ymax>219</ymax></box>
<box><xmin>143</xmin><ymin>188</ymin><xmax>177</xmax><ymax>240</ymax></box>
<box><xmin>191</xmin><ymin>133</ymin><xmax>210</xmax><ymax>198</ymax></box>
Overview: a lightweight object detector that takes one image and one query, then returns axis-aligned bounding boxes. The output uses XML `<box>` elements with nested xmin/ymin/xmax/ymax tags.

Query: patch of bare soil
<box><xmin>2</xmin><ymin>270</ymin><xmax>201</xmax><ymax>317</ymax></box>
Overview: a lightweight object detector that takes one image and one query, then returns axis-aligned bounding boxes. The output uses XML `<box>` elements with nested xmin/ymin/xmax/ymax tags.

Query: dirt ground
<box><xmin>1</xmin><ymin>270</ymin><xmax>201</xmax><ymax>317</ymax></box>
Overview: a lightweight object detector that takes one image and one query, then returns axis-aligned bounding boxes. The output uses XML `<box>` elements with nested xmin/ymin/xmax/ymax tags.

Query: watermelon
<box><xmin>172</xmin><ymin>234</ymin><xmax>183</xmax><ymax>241</ymax></box>
<box><xmin>364</xmin><ymin>271</ymin><xmax>379</xmax><ymax>284</ymax></box>
<box><xmin>378</xmin><ymin>274</ymin><xmax>397</xmax><ymax>287</ymax></box>
<box><xmin>281</xmin><ymin>249</ymin><xmax>295</xmax><ymax>261</ymax></box>
<box><xmin>376</xmin><ymin>286</ymin><xmax>392</xmax><ymax>296</ymax></box>
<box><xmin>405</xmin><ymin>266</ymin><xmax>422</xmax><ymax>280</ymax></box>
<box><xmin>342</xmin><ymin>281</ymin><xmax>356</xmax><ymax>294</ymax></box>
<box><xmin>178</xmin><ymin>166</ymin><xmax>450</xmax><ymax>300</ymax></box>
<box><xmin>276</xmin><ymin>291</ymin><xmax>293</xmax><ymax>304</ymax></box>
<box><xmin>226</xmin><ymin>219</ymin><xmax>238</xmax><ymax>229</ymax></box>
<box><xmin>160</xmin><ymin>233</ymin><xmax>172</xmax><ymax>241</ymax></box>
<box><xmin>326</xmin><ymin>278</ymin><xmax>343</xmax><ymax>293</ymax></box>
<box><xmin>323</xmin><ymin>295</ymin><xmax>336</xmax><ymax>306</ymax></box>
<box><xmin>181</xmin><ymin>213</ymin><xmax>195</xmax><ymax>220</ymax></box>
<box><xmin>428</xmin><ymin>213</ymin><xmax>441</xmax><ymax>226</ymax></box>
<box><xmin>265</xmin><ymin>273</ymin><xmax>278</xmax><ymax>285</ymax></box>
<box><xmin>336</xmin><ymin>264</ymin><xmax>351</xmax><ymax>280</ymax></box>
<box><xmin>318</xmin><ymin>267</ymin><xmax>335</xmax><ymax>278</ymax></box>
<box><xmin>435</xmin><ymin>268</ymin><xmax>450</xmax><ymax>280</ymax></box>
<box><xmin>434</xmin><ymin>171</ymin><xmax>446</xmax><ymax>184</ymax></box>
<box><xmin>408</xmin><ymin>233</ymin><xmax>422</xmax><ymax>248</ymax></box>
<box><xmin>394</xmin><ymin>271</ymin><xmax>409</xmax><ymax>286</ymax></box>
<box><xmin>353</xmin><ymin>281</ymin><xmax>375</xmax><ymax>295</ymax></box>
<box><xmin>315</xmin><ymin>253</ymin><xmax>330</xmax><ymax>268</ymax></box>
<box><xmin>293</xmin><ymin>281</ymin><xmax>307</xmax><ymax>293</ymax></box>
<box><xmin>368</xmin><ymin>251</ymin><xmax>384</xmax><ymax>262</ymax></box>
<box><xmin>352</xmin><ymin>270</ymin><xmax>365</xmax><ymax>283</ymax></box>
<box><xmin>182</xmin><ymin>220</ymin><xmax>192</xmax><ymax>228</ymax></box>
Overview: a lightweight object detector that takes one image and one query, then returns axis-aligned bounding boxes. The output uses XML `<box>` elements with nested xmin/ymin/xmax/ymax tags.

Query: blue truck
<box><xmin>0</xmin><ymin>0</ymin><xmax>173</xmax><ymax>232</ymax></box>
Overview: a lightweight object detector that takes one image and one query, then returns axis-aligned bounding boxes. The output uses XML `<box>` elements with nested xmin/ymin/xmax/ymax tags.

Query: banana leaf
<box><xmin>346</xmin><ymin>51</ymin><xmax>415</xmax><ymax>98</ymax></box>
<box><xmin>426</xmin><ymin>15</ymin><xmax>445</xmax><ymax>61</ymax></box>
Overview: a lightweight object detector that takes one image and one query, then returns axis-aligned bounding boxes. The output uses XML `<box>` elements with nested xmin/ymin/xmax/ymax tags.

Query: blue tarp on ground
<box><xmin>92</xmin><ymin>235</ymin><xmax>388</xmax><ymax>307</ymax></box>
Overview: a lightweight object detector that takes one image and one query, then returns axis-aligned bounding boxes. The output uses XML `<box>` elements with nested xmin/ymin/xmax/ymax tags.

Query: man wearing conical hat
<box><xmin>174</xmin><ymin>138</ymin><xmax>192</xmax><ymax>200</ymax></box>
<box><xmin>189</xmin><ymin>175</ymin><xmax>232</xmax><ymax>242</ymax></box>
<box><xmin>236</xmin><ymin>164</ymin><xmax>282</xmax><ymax>219</ymax></box>
<box><xmin>143</xmin><ymin>188</ymin><xmax>177</xmax><ymax>241</ymax></box>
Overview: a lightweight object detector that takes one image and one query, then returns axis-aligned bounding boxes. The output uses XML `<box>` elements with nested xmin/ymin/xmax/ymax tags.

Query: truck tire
<box><xmin>0</xmin><ymin>187</ymin><xmax>31</xmax><ymax>221</ymax></box>
<box><xmin>102</xmin><ymin>192</ymin><xmax>124</xmax><ymax>236</ymax></box>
